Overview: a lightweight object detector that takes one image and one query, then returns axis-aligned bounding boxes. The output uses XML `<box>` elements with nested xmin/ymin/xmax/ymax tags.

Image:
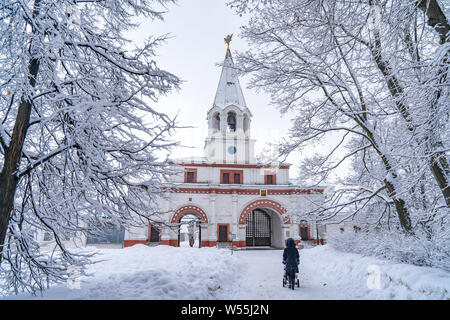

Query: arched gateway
<box><xmin>170</xmin><ymin>205</ymin><xmax>208</xmax><ymax>248</ymax></box>
<box><xmin>238</xmin><ymin>199</ymin><xmax>290</xmax><ymax>248</ymax></box>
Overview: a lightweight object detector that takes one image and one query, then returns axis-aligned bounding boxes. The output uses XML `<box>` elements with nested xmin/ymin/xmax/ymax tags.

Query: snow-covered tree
<box><xmin>228</xmin><ymin>0</ymin><xmax>449</xmax><ymax>235</ymax></box>
<box><xmin>0</xmin><ymin>0</ymin><xmax>179</xmax><ymax>295</ymax></box>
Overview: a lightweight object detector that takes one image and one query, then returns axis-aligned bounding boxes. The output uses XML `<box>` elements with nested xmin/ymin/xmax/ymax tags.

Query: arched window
<box><xmin>212</xmin><ymin>113</ymin><xmax>220</xmax><ymax>132</ymax></box>
<box><xmin>227</xmin><ymin>112</ymin><xmax>236</xmax><ymax>132</ymax></box>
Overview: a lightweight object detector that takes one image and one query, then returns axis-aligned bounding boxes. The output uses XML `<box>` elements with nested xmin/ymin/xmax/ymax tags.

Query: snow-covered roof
<box><xmin>212</xmin><ymin>48</ymin><xmax>247</xmax><ymax>110</ymax></box>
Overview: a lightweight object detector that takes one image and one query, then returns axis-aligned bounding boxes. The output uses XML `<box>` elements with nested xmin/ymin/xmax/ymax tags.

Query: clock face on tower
<box><xmin>228</xmin><ymin>146</ymin><xmax>237</xmax><ymax>154</ymax></box>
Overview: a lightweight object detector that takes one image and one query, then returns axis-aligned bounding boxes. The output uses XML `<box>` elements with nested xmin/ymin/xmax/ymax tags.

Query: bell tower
<box><xmin>204</xmin><ymin>35</ymin><xmax>256</xmax><ymax>164</ymax></box>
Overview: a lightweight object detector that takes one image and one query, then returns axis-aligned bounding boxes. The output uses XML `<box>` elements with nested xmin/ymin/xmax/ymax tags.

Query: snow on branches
<box><xmin>0</xmin><ymin>0</ymin><xmax>179</xmax><ymax>295</ymax></box>
<box><xmin>231</xmin><ymin>0</ymin><xmax>449</xmax><ymax>236</ymax></box>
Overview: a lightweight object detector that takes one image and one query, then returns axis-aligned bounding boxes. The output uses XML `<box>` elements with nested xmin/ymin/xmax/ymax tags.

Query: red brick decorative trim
<box><xmin>141</xmin><ymin>185</ymin><xmax>325</xmax><ymax>195</ymax></box>
<box><xmin>169</xmin><ymin>162</ymin><xmax>291</xmax><ymax>169</ymax></box>
<box><xmin>239</xmin><ymin>199</ymin><xmax>290</xmax><ymax>224</ymax></box>
<box><xmin>200</xmin><ymin>240</ymin><xmax>218</xmax><ymax>247</ymax></box>
<box><xmin>171</xmin><ymin>187</ymin><xmax>259</xmax><ymax>195</ymax></box>
<box><xmin>168</xmin><ymin>187</ymin><xmax>324</xmax><ymax>195</ymax></box>
<box><xmin>232</xmin><ymin>240</ymin><xmax>246</xmax><ymax>248</ymax></box>
<box><xmin>268</xmin><ymin>188</ymin><xmax>324</xmax><ymax>195</ymax></box>
<box><xmin>123</xmin><ymin>240</ymin><xmax>147</xmax><ymax>247</ymax></box>
<box><xmin>162</xmin><ymin>239</ymin><xmax>179</xmax><ymax>246</ymax></box>
<box><xmin>171</xmin><ymin>205</ymin><xmax>208</xmax><ymax>223</ymax></box>
<box><xmin>208</xmin><ymin>241</ymin><xmax>217</xmax><ymax>247</ymax></box>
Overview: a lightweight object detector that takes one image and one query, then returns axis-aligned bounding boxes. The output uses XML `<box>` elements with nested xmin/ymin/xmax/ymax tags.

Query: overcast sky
<box><xmin>127</xmin><ymin>0</ymin><xmax>345</xmax><ymax>182</ymax></box>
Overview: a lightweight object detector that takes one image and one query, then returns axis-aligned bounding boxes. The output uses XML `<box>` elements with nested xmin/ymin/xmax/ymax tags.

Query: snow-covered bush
<box><xmin>328</xmin><ymin>228</ymin><xmax>450</xmax><ymax>272</ymax></box>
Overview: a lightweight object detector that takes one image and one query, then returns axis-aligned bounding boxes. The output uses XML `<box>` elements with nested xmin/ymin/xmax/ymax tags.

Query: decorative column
<box><xmin>160</xmin><ymin>226</ymin><xmax>172</xmax><ymax>246</ymax></box>
<box><xmin>231</xmin><ymin>194</ymin><xmax>239</xmax><ymax>247</ymax></box>
<box><xmin>221</xmin><ymin>112</ymin><xmax>227</xmax><ymax>136</ymax></box>
<box><xmin>289</xmin><ymin>197</ymin><xmax>302</xmax><ymax>246</ymax></box>
<box><xmin>208</xmin><ymin>194</ymin><xmax>217</xmax><ymax>247</ymax></box>
<box><xmin>237</xmin><ymin>114</ymin><xmax>244</xmax><ymax>133</ymax></box>
<box><xmin>200</xmin><ymin>223</ymin><xmax>209</xmax><ymax>247</ymax></box>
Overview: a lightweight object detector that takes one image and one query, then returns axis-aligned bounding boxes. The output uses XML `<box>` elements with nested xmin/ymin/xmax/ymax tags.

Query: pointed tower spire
<box><xmin>212</xmin><ymin>34</ymin><xmax>247</xmax><ymax>110</ymax></box>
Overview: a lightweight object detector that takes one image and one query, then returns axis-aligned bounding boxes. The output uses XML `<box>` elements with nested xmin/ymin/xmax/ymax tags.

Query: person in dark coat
<box><xmin>283</xmin><ymin>238</ymin><xmax>299</xmax><ymax>289</ymax></box>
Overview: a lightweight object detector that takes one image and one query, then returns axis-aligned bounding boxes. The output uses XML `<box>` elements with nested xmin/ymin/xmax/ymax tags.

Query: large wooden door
<box><xmin>246</xmin><ymin>210</ymin><xmax>271</xmax><ymax>246</ymax></box>
<box><xmin>218</xmin><ymin>225</ymin><xmax>228</xmax><ymax>242</ymax></box>
<box><xmin>150</xmin><ymin>225</ymin><xmax>160</xmax><ymax>242</ymax></box>
<box><xmin>300</xmin><ymin>226</ymin><xmax>309</xmax><ymax>240</ymax></box>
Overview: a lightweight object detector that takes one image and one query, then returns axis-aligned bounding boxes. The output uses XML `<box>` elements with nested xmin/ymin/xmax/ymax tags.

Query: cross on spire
<box><xmin>224</xmin><ymin>34</ymin><xmax>233</xmax><ymax>50</ymax></box>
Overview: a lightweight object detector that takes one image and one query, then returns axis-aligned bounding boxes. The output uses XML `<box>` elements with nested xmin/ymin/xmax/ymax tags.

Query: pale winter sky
<box><xmin>127</xmin><ymin>0</ymin><xmax>347</xmax><ymax>182</ymax></box>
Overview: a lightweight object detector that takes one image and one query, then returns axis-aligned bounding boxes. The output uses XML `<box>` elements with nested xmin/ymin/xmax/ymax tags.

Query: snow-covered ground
<box><xmin>3</xmin><ymin>244</ymin><xmax>450</xmax><ymax>300</ymax></box>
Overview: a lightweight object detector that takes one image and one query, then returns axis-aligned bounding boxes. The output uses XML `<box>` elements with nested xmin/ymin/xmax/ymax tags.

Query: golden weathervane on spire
<box><xmin>224</xmin><ymin>34</ymin><xmax>233</xmax><ymax>50</ymax></box>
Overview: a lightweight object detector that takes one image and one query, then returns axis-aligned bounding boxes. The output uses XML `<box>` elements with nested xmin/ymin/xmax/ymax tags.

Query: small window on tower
<box><xmin>234</xmin><ymin>173</ymin><xmax>241</xmax><ymax>184</ymax></box>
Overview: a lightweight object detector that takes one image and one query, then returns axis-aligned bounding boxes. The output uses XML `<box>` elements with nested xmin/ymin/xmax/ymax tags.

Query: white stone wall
<box><xmin>123</xmin><ymin>172</ymin><xmax>326</xmax><ymax>249</ymax></box>
<box><xmin>158</xmin><ymin>192</ymin><xmax>319</xmax><ymax>245</ymax></box>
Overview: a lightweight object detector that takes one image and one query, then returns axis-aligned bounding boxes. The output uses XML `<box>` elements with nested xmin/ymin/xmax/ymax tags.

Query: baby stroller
<box><xmin>282</xmin><ymin>265</ymin><xmax>300</xmax><ymax>289</ymax></box>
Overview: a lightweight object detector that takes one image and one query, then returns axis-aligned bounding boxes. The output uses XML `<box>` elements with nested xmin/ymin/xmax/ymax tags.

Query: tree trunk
<box><xmin>417</xmin><ymin>0</ymin><xmax>450</xmax><ymax>45</ymax></box>
<box><xmin>0</xmin><ymin>0</ymin><xmax>42</xmax><ymax>261</ymax></box>
<box><xmin>384</xmin><ymin>178</ymin><xmax>412</xmax><ymax>232</ymax></box>
<box><xmin>430</xmin><ymin>151</ymin><xmax>450</xmax><ymax>207</ymax></box>
<box><xmin>0</xmin><ymin>62</ymin><xmax>40</xmax><ymax>261</ymax></box>
<box><xmin>417</xmin><ymin>0</ymin><xmax>450</xmax><ymax>207</ymax></box>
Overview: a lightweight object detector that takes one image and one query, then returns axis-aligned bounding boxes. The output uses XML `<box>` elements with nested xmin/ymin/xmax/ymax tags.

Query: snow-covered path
<box><xmin>224</xmin><ymin>249</ymin><xmax>345</xmax><ymax>299</ymax></box>
<box><xmin>227</xmin><ymin>246</ymin><xmax>450</xmax><ymax>300</ymax></box>
<box><xmin>4</xmin><ymin>244</ymin><xmax>450</xmax><ymax>300</ymax></box>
